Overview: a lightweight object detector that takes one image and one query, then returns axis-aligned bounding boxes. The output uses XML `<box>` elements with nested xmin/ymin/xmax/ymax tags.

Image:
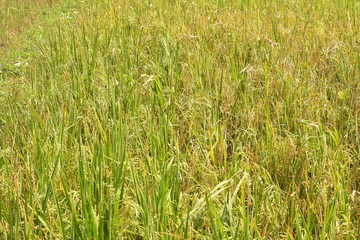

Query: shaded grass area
<box><xmin>0</xmin><ymin>0</ymin><xmax>359</xmax><ymax>239</ymax></box>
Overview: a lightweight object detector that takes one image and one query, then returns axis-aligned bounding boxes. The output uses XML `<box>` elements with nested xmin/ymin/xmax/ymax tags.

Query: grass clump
<box><xmin>0</xmin><ymin>0</ymin><xmax>359</xmax><ymax>239</ymax></box>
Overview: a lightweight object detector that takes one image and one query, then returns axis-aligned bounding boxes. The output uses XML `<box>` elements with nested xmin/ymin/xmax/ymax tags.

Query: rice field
<box><xmin>0</xmin><ymin>0</ymin><xmax>359</xmax><ymax>239</ymax></box>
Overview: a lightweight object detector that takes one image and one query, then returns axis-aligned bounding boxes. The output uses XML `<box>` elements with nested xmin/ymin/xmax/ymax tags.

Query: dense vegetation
<box><xmin>0</xmin><ymin>0</ymin><xmax>359</xmax><ymax>239</ymax></box>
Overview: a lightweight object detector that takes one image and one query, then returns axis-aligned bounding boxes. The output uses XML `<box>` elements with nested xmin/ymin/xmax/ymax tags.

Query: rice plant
<box><xmin>0</xmin><ymin>0</ymin><xmax>359</xmax><ymax>239</ymax></box>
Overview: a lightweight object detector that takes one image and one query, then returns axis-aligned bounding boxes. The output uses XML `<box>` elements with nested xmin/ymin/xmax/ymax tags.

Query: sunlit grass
<box><xmin>0</xmin><ymin>0</ymin><xmax>57</xmax><ymax>51</ymax></box>
<box><xmin>0</xmin><ymin>0</ymin><xmax>359</xmax><ymax>239</ymax></box>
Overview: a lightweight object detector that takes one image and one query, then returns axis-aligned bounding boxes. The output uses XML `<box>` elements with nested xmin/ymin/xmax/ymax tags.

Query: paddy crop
<box><xmin>0</xmin><ymin>0</ymin><xmax>359</xmax><ymax>239</ymax></box>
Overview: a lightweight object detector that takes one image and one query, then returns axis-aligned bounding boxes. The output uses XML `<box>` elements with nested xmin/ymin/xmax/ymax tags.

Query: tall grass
<box><xmin>0</xmin><ymin>0</ymin><xmax>359</xmax><ymax>239</ymax></box>
<box><xmin>0</xmin><ymin>0</ymin><xmax>57</xmax><ymax>51</ymax></box>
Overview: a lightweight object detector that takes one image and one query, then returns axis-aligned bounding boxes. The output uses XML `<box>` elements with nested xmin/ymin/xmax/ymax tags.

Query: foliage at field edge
<box><xmin>0</xmin><ymin>0</ymin><xmax>359</xmax><ymax>239</ymax></box>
